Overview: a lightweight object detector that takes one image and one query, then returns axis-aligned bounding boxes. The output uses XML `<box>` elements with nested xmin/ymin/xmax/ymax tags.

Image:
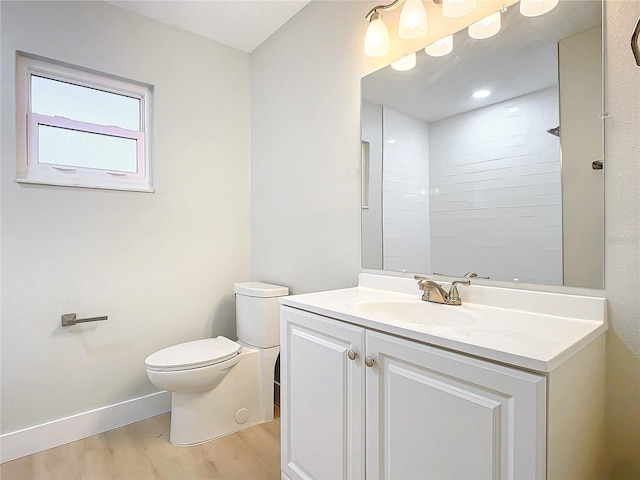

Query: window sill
<box><xmin>16</xmin><ymin>178</ymin><xmax>155</xmax><ymax>193</ymax></box>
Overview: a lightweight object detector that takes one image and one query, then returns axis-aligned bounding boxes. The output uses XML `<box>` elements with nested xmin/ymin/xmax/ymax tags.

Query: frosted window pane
<box><xmin>31</xmin><ymin>76</ymin><xmax>140</xmax><ymax>130</ymax></box>
<box><xmin>38</xmin><ymin>125</ymin><xmax>138</xmax><ymax>173</ymax></box>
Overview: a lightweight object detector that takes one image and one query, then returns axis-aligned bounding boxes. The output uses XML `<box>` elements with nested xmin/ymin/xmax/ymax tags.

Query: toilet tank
<box><xmin>234</xmin><ymin>282</ymin><xmax>289</xmax><ymax>348</ymax></box>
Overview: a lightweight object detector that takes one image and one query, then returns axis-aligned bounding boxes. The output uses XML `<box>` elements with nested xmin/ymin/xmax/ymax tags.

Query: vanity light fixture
<box><xmin>442</xmin><ymin>0</ymin><xmax>477</xmax><ymax>19</ymax></box>
<box><xmin>391</xmin><ymin>52</ymin><xmax>417</xmax><ymax>71</ymax></box>
<box><xmin>364</xmin><ymin>0</ymin><xmax>430</xmax><ymax>57</ymax></box>
<box><xmin>472</xmin><ymin>89</ymin><xmax>491</xmax><ymax>98</ymax></box>
<box><xmin>398</xmin><ymin>0</ymin><xmax>429</xmax><ymax>40</ymax></box>
<box><xmin>519</xmin><ymin>0</ymin><xmax>559</xmax><ymax>17</ymax></box>
<box><xmin>365</xmin><ymin>11</ymin><xmax>392</xmax><ymax>57</ymax></box>
<box><xmin>364</xmin><ymin>0</ymin><xmax>558</xmax><ymax>61</ymax></box>
<box><xmin>425</xmin><ymin>35</ymin><xmax>453</xmax><ymax>57</ymax></box>
<box><xmin>468</xmin><ymin>11</ymin><xmax>502</xmax><ymax>39</ymax></box>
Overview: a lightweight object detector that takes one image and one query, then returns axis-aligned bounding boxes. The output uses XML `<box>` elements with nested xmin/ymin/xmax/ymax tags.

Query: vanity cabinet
<box><xmin>280</xmin><ymin>306</ymin><xmax>366</xmax><ymax>480</ymax></box>
<box><xmin>280</xmin><ymin>306</ymin><xmax>546</xmax><ymax>480</ymax></box>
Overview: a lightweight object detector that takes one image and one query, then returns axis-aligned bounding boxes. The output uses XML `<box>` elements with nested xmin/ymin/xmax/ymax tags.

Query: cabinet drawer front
<box><xmin>281</xmin><ymin>307</ymin><xmax>365</xmax><ymax>480</ymax></box>
<box><xmin>365</xmin><ymin>331</ymin><xmax>546</xmax><ymax>480</ymax></box>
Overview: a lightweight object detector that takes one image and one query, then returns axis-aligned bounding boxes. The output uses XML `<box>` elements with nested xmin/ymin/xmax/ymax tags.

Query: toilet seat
<box><xmin>145</xmin><ymin>337</ymin><xmax>241</xmax><ymax>372</ymax></box>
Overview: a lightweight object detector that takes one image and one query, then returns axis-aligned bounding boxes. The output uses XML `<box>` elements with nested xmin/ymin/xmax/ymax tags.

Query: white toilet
<box><xmin>145</xmin><ymin>282</ymin><xmax>288</xmax><ymax>446</ymax></box>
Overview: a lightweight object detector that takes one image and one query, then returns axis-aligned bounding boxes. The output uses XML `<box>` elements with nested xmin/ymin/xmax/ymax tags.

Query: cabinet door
<box><xmin>366</xmin><ymin>330</ymin><xmax>546</xmax><ymax>480</ymax></box>
<box><xmin>280</xmin><ymin>307</ymin><xmax>365</xmax><ymax>480</ymax></box>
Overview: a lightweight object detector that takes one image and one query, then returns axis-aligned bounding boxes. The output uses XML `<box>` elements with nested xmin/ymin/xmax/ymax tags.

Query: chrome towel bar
<box><xmin>61</xmin><ymin>313</ymin><xmax>108</xmax><ymax>326</ymax></box>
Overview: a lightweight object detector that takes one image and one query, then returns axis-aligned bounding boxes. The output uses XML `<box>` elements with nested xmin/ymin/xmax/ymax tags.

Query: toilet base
<box><xmin>169</xmin><ymin>346</ymin><xmax>263</xmax><ymax>446</ymax></box>
<box><xmin>169</xmin><ymin>342</ymin><xmax>280</xmax><ymax>447</ymax></box>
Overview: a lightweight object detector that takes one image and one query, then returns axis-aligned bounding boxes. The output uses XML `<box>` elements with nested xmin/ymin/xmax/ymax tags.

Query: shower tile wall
<box><xmin>428</xmin><ymin>87</ymin><xmax>562</xmax><ymax>284</ymax></box>
<box><xmin>382</xmin><ymin>106</ymin><xmax>431</xmax><ymax>273</ymax></box>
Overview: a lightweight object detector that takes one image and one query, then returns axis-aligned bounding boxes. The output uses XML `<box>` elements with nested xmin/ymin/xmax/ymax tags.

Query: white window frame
<box><xmin>16</xmin><ymin>53</ymin><xmax>154</xmax><ymax>192</ymax></box>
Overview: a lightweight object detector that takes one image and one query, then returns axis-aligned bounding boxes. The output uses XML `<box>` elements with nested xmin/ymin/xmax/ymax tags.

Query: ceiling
<box><xmin>107</xmin><ymin>0</ymin><xmax>311</xmax><ymax>53</ymax></box>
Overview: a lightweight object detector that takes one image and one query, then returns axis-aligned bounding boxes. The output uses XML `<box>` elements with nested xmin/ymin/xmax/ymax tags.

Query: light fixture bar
<box><xmin>365</xmin><ymin>0</ymin><xmax>401</xmax><ymax>20</ymax></box>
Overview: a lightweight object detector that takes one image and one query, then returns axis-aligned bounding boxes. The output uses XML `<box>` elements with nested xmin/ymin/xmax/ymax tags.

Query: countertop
<box><xmin>279</xmin><ymin>274</ymin><xmax>608</xmax><ymax>372</ymax></box>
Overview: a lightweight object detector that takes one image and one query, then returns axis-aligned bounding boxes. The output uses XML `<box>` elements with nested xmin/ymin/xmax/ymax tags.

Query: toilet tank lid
<box><xmin>234</xmin><ymin>282</ymin><xmax>289</xmax><ymax>297</ymax></box>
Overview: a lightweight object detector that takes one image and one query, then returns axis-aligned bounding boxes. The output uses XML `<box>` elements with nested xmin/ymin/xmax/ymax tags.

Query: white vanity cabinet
<box><xmin>280</xmin><ymin>306</ymin><xmax>366</xmax><ymax>480</ymax></box>
<box><xmin>280</xmin><ymin>306</ymin><xmax>546</xmax><ymax>480</ymax></box>
<box><xmin>365</xmin><ymin>329</ymin><xmax>546</xmax><ymax>480</ymax></box>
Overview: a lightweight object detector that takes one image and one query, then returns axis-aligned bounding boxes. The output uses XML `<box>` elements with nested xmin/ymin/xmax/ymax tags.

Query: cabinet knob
<box><xmin>347</xmin><ymin>349</ymin><xmax>357</xmax><ymax>361</ymax></box>
<box><xmin>365</xmin><ymin>356</ymin><xmax>375</xmax><ymax>368</ymax></box>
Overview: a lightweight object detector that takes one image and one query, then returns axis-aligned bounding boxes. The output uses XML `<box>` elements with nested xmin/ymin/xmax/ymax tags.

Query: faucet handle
<box><xmin>465</xmin><ymin>272</ymin><xmax>489</xmax><ymax>279</ymax></box>
<box><xmin>448</xmin><ymin>280</ymin><xmax>471</xmax><ymax>305</ymax></box>
<box><xmin>414</xmin><ymin>275</ymin><xmax>434</xmax><ymax>301</ymax></box>
<box><xmin>414</xmin><ymin>275</ymin><xmax>431</xmax><ymax>288</ymax></box>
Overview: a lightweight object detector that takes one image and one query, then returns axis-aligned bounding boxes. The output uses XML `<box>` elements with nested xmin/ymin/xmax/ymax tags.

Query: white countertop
<box><xmin>279</xmin><ymin>274</ymin><xmax>607</xmax><ymax>372</ymax></box>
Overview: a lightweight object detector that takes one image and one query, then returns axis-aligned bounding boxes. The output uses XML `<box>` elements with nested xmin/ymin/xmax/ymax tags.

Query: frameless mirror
<box><xmin>361</xmin><ymin>0</ymin><xmax>604</xmax><ymax>288</ymax></box>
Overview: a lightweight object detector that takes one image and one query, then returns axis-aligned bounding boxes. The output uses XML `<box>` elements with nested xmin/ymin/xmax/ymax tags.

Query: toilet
<box><xmin>145</xmin><ymin>282</ymin><xmax>288</xmax><ymax>446</ymax></box>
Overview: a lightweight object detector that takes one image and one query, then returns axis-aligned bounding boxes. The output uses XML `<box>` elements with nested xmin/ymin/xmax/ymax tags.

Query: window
<box><xmin>16</xmin><ymin>53</ymin><xmax>153</xmax><ymax>192</ymax></box>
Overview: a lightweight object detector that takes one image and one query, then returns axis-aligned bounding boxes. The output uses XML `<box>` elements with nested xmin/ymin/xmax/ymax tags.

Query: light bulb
<box><xmin>364</xmin><ymin>12</ymin><xmax>391</xmax><ymax>57</ymax></box>
<box><xmin>399</xmin><ymin>0</ymin><xmax>428</xmax><ymax>40</ymax></box>
<box><xmin>472</xmin><ymin>89</ymin><xmax>491</xmax><ymax>98</ymax></box>
<box><xmin>442</xmin><ymin>0</ymin><xmax>477</xmax><ymax>18</ymax></box>
<box><xmin>519</xmin><ymin>0</ymin><xmax>559</xmax><ymax>17</ymax></box>
<box><xmin>391</xmin><ymin>53</ymin><xmax>417</xmax><ymax>71</ymax></box>
<box><xmin>425</xmin><ymin>35</ymin><xmax>453</xmax><ymax>57</ymax></box>
<box><xmin>468</xmin><ymin>11</ymin><xmax>501</xmax><ymax>39</ymax></box>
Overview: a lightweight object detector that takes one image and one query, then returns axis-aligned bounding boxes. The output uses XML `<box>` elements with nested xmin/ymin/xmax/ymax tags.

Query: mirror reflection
<box><xmin>361</xmin><ymin>0</ymin><xmax>603</xmax><ymax>288</ymax></box>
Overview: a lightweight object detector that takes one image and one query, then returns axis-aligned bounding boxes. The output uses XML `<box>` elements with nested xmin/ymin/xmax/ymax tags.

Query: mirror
<box><xmin>361</xmin><ymin>0</ymin><xmax>603</xmax><ymax>288</ymax></box>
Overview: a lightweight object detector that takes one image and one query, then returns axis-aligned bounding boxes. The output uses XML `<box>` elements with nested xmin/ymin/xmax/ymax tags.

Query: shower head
<box><xmin>547</xmin><ymin>126</ymin><xmax>560</xmax><ymax>137</ymax></box>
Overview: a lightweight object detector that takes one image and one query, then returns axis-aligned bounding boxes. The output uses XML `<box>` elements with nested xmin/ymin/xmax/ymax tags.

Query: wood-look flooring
<box><xmin>0</xmin><ymin>410</ymin><xmax>280</xmax><ymax>480</ymax></box>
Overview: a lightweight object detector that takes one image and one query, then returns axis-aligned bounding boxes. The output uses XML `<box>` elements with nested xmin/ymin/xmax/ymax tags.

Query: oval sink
<box><xmin>350</xmin><ymin>298</ymin><xmax>478</xmax><ymax>327</ymax></box>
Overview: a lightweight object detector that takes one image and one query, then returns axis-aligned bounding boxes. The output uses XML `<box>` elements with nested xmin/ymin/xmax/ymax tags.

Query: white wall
<box><xmin>251</xmin><ymin>0</ymin><xmax>639</xmax><ymax>476</ymax></box>
<box><xmin>429</xmin><ymin>87</ymin><xmax>562</xmax><ymax>284</ymax></box>
<box><xmin>603</xmin><ymin>1</ymin><xmax>640</xmax><ymax>476</ymax></box>
<box><xmin>1</xmin><ymin>0</ymin><xmax>251</xmax><ymax>440</ymax></box>
<box><xmin>250</xmin><ymin>1</ymin><xmax>363</xmax><ymax>294</ymax></box>
<box><xmin>382</xmin><ymin>107</ymin><xmax>431</xmax><ymax>273</ymax></box>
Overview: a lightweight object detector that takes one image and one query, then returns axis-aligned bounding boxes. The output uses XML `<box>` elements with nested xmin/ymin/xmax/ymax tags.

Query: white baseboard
<box><xmin>0</xmin><ymin>390</ymin><xmax>171</xmax><ymax>463</ymax></box>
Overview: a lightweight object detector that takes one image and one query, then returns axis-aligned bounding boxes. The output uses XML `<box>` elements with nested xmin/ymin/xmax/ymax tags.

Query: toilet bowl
<box><xmin>145</xmin><ymin>282</ymin><xmax>288</xmax><ymax>446</ymax></box>
<box><xmin>145</xmin><ymin>337</ymin><xmax>242</xmax><ymax>394</ymax></box>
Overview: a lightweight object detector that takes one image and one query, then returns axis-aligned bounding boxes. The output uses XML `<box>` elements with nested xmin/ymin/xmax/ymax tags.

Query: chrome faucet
<box><xmin>414</xmin><ymin>275</ymin><xmax>471</xmax><ymax>306</ymax></box>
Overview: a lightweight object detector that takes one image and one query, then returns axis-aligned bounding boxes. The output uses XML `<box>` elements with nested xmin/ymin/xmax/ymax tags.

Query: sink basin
<box><xmin>350</xmin><ymin>298</ymin><xmax>478</xmax><ymax>327</ymax></box>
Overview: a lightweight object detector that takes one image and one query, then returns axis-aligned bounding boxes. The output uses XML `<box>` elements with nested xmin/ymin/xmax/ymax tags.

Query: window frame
<box><xmin>16</xmin><ymin>53</ymin><xmax>154</xmax><ymax>192</ymax></box>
